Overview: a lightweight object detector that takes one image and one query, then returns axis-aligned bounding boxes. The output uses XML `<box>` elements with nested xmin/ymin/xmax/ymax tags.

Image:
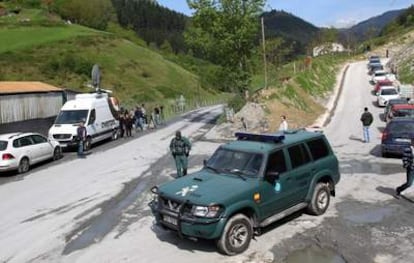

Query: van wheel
<box><xmin>307</xmin><ymin>183</ymin><xmax>330</xmax><ymax>215</ymax></box>
<box><xmin>53</xmin><ymin>147</ymin><xmax>62</xmax><ymax>160</ymax></box>
<box><xmin>84</xmin><ymin>137</ymin><xmax>92</xmax><ymax>151</ymax></box>
<box><xmin>18</xmin><ymin>157</ymin><xmax>30</xmax><ymax>174</ymax></box>
<box><xmin>217</xmin><ymin>214</ymin><xmax>252</xmax><ymax>256</ymax></box>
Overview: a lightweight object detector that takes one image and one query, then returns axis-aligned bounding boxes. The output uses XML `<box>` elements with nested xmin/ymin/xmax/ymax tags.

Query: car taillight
<box><xmin>2</xmin><ymin>153</ymin><xmax>15</xmax><ymax>160</ymax></box>
<box><xmin>382</xmin><ymin>131</ymin><xmax>388</xmax><ymax>141</ymax></box>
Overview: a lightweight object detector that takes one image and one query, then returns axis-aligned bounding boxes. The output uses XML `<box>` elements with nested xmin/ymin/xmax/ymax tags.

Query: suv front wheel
<box><xmin>217</xmin><ymin>213</ymin><xmax>253</xmax><ymax>256</ymax></box>
<box><xmin>307</xmin><ymin>183</ymin><xmax>330</xmax><ymax>215</ymax></box>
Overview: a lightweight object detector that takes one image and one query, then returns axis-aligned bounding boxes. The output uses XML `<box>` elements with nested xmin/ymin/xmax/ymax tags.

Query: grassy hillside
<box><xmin>0</xmin><ymin>7</ymin><xmax>220</xmax><ymax>110</ymax></box>
<box><xmin>252</xmin><ymin>54</ymin><xmax>348</xmax><ymax>130</ymax></box>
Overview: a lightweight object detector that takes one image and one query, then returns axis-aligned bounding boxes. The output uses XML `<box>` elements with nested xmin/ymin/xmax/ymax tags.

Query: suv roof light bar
<box><xmin>235</xmin><ymin>132</ymin><xmax>285</xmax><ymax>143</ymax></box>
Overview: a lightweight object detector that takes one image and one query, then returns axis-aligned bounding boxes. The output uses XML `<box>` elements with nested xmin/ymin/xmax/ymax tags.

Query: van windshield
<box><xmin>55</xmin><ymin>110</ymin><xmax>89</xmax><ymax>124</ymax></box>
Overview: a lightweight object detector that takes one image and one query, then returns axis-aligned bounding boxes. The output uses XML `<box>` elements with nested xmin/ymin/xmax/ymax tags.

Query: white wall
<box><xmin>0</xmin><ymin>92</ymin><xmax>63</xmax><ymax>124</ymax></box>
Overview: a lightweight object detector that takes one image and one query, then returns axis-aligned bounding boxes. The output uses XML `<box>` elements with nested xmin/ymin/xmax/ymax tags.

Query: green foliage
<box><xmin>53</xmin><ymin>0</ymin><xmax>113</xmax><ymax>30</ymax></box>
<box><xmin>160</xmin><ymin>40</ymin><xmax>173</xmax><ymax>54</ymax></box>
<box><xmin>398</xmin><ymin>60</ymin><xmax>414</xmax><ymax>84</ymax></box>
<box><xmin>262</xmin><ymin>10</ymin><xmax>319</xmax><ymax>57</ymax></box>
<box><xmin>42</xmin><ymin>54</ymin><xmax>93</xmax><ymax>76</ymax></box>
<box><xmin>381</xmin><ymin>5</ymin><xmax>414</xmax><ymax>36</ymax></box>
<box><xmin>111</xmin><ymin>0</ymin><xmax>187</xmax><ymax>53</ymax></box>
<box><xmin>185</xmin><ymin>0</ymin><xmax>265</xmax><ymax>92</ymax></box>
<box><xmin>227</xmin><ymin>93</ymin><xmax>245</xmax><ymax>113</ymax></box>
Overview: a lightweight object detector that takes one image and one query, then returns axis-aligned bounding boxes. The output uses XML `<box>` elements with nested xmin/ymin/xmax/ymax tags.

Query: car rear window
<box><xmin>394</xmin><ymin>109</ymin><xmax>414</xmax><ymax>117</ymax></box>
<box><xmin>388</xmin><ymin>122</ymin><xmax>414</xmax><ymax>133</ymax></box>
<box><xmin>0</xmin><ymin>141</ymin><xmax>7</xmax><ymax>151</ymax></box>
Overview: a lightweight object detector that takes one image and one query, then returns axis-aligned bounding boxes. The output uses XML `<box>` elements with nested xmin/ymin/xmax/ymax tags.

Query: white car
<box><xmin>0</xmin><ymin>132</ymin><xmax>62</xmax><ymax>173</ymax></box>
<box><xmin>377</xmin><ymin>86</ymin><xmax>401</xmax><ymax>107</ymax></box>
<box><xmin>372</xmin><ymin>70</ymin><xmax>396</xmax><ymax>84</ymax></box>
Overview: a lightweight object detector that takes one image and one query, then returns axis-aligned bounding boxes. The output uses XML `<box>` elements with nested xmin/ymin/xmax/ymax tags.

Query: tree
<box><xmin>185</xmin><ymin>0</ymin><xmax>265</xmax><ymax>92</ymax></box>
<box><xmin>42</xmin><ymin>0</ymin><xmax>53</xmax><ymax>13</ymax></box>
<box><xmin>54</xmin><ymin>0</ymin><xmax>113</xmax><ymax>30</ymax></box>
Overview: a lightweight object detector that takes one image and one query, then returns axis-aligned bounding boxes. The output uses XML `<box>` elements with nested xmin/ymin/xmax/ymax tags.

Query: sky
<box><xmin>157</xmin><ymin>0</ymin><xmax>414</xmax><ymax>28</ymax></box>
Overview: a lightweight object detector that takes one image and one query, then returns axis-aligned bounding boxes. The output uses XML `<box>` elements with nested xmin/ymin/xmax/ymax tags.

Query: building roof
<box><xmin>0</xmin><ymin>81</ymin><xmax>63</xmax><ymax>95</ymax></box>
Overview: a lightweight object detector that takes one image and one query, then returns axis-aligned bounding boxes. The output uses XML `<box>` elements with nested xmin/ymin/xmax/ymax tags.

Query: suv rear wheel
<box><xmin>217</xmin><ymin>213</ymin><xmax>253</xmax><ymax>255</ymax></box>
<box><xmin>307</xmin><ymin>183</ymin><xmax>330</xmax><ymax>215</ymax></box>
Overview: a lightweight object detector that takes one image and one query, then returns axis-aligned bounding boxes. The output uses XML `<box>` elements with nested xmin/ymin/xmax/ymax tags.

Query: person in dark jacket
<box><xmin>360</xmin><ymin>107</ymin><xmax>373</xmax><ymax>143</ymax></box>
<box><xmin>77</xmin><ymin>120</ymin><xmax>87</xmax><ymax>158</ymax></box>
<box><xmin>124</xmin><ymin>111</ymin><xmax>133</xmax><ymax>137</ymax></box>
<box><xmin>170</xmin><ymin>131</ymin><xmax>191</xmax><ymax>177</ymax></box>
<box><xmin>396</xmin><ymin>140</ymin><xmax>414</xmax><ymax>198</ymax></box>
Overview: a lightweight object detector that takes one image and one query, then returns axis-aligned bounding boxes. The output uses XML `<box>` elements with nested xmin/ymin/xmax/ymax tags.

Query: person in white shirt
<box><xmin>278</xmin><ymin>115</ymin><xmax>288</xmax><ymax>131</ymax></box>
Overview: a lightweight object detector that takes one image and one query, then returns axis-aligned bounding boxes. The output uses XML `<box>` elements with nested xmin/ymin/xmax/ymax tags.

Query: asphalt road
<box><xmin>0</xmin><ymin>61</ymin><xmax>413</xmax><ymax>263</ymax></box>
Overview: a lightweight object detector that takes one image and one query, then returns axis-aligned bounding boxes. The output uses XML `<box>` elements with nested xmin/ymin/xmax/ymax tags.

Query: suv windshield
<box><xmin>0</xmin><ymin>141</ymin><xmax>7</xmax><ymax>151</ymax></box>
<box><xmin>207</xmin><ymin>148</ymin><xmax>263</xmax><ymax>177</ymax></box>
<box><xmin>55</xmin><ymin>110</ymin><xmax>89</xmax><ymax>124</ymax></box>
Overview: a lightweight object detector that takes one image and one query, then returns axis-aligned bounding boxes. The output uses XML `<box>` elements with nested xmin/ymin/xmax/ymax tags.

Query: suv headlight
<box><xmin>192</xmin><ymin>205</ymin><xmax>222</xmax><ymax>218</ymax></box>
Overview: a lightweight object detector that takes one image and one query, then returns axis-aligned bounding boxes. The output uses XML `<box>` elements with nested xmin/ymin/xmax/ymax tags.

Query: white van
<box><xmin>48</xmin><ymin>93</ymin><xmax>119</xmax><ymax>150</ymax></box>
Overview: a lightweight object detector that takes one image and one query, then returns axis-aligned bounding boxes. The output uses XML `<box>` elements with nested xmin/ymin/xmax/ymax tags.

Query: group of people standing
<box><xmin>118</xmin><ymin>104</ymin><xmax>165</xmax><ymax>138</ymax></box>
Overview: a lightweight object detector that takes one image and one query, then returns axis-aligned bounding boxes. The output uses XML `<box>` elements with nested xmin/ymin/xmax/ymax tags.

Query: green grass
<box><xmin>0</xmin><ymin>25</ymin><xmax>99</xmax><ymax>53</ymax></box>
<box><xmin>0</xmin><ymin>6</ymin><xmax>226</xmax><ymax>110</ymax></box>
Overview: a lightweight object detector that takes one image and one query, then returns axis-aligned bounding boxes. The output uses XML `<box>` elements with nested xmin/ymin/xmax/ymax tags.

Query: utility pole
<box><xmin>261</xmin><ymin>16</ymin><xmax>268</xmax><ymax>89</ymax></box>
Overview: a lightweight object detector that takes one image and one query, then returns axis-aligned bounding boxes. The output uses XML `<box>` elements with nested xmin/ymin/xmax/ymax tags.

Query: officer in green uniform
<box><xmin>170</xmin><ymin>131</ymin><xmax>192</xmax><ymax>177</ymax></box>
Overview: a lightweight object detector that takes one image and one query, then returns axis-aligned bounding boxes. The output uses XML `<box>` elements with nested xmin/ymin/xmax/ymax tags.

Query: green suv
<box><xmin>149</xmin><ymin>130</ymin><xmax>340</xmax><ymax>255</ymax></box>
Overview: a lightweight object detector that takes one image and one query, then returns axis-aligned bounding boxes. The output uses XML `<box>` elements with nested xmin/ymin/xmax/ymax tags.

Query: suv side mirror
<box><xmin>265</xmin><ymin>171</ymin><xmax>279</xmax><ymax>184</ymax></box>
<box><xmin>203</xmin><ymin>159</ymin><xmax>207</xmax><ymax>166</ymax></box>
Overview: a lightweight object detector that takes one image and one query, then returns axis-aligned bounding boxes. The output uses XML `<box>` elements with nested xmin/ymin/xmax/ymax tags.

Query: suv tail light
<box><xmin>382</xmin><ymin>131</ymin><xmax>388</xmax><ymax>141</ymax></box>
<box><xmin>2</xmin><ymin>153</ymin><xmax>15</xmax><ymax>160</ymax></box>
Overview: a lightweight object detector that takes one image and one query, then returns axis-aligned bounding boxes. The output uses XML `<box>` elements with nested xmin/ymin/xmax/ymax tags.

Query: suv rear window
<box><xmin>388</xmin><ymin>121</ymin><xmax>414</xmax><ymax>133</ymax></box>
<box><xmin>307</xmin><ymin>138</ymin><xmax>330</xmax><ymax>161</ymax></box>
<box><xmin>0</xmin><ymin>141</ymin><xmax>7</xmax><ymax>151</ymax></box>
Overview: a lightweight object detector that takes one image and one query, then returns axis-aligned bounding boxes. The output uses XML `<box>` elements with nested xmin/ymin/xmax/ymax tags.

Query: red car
<box><xmin>374</xmin><ymin>80</ymin><xmax>394</xmax><ymax>93</ymax></box>
<box><xmin>386</xmin><ymin>103</ymin><xmax>414</xmax><ymax>122</ymax></box>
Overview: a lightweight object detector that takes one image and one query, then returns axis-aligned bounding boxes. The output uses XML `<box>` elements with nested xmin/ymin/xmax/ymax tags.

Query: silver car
<box><xmin>0</xmin><ymin>132</ymin><xmax>62</xmax><ymax>173</ymax></box>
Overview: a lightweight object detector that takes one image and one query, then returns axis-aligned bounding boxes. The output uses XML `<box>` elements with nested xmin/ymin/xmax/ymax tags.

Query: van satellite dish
<box><xmin>91</xmin><ymin>64</ymin><xmax>101</xmax><ymax>92</ymax></box>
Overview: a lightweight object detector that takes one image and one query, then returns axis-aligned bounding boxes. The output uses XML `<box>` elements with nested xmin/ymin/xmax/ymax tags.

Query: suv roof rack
<box><xmin>235</xmin><ymin>132</ymin><xmax>285</xmax><ymax>143</ymax></box>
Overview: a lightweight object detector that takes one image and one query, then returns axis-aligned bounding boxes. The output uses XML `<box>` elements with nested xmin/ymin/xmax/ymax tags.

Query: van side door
<box><xmin>286</xmin><ymin>143</ymin><xmax>313</xmax><ymax>203</ymax></box>
<box><xmin>87</xmin><ymin>109</ymin><xmax>97</xmax><ymax>139</ymax></box>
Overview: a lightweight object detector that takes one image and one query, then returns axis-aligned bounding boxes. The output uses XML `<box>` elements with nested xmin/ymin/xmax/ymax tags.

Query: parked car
<box><xmin>374</xmin><ymin>80</ymin><xmax>394</xmax><ymax>94</ymax></box>
<box><xmin>0</xmin><ymin>133</ymin><xmax>62</xmax><ymax>173</ymax></box>
<box><xmin>382</xmin><ymin>118</ymin><xmax>414</xmax><ymax>157</ymax></box>
<box><xmin>367</xmin><ymin>56</ymin><xmax>381</xmax><ymax>69</ymax></box>
<box><xmin>377</xmin><ymin>87</ymin><xmax>400</xmax><ymax>107</ymax></box>
<box><xmin>384</xmin><ymin>98</ymin><xmax>411</xmax><ymax>121</ymax></box>
<box><xmin>371</xmin><ymin>70</ymin><xmax>396</xmax><ymax>84</ymax></box>
<box><xmin>368</xmin><ymin>63</ymin><xmax>384</xmax><ymax>75</ymax></box>
<box><xmin>149</xmin><ymin>131</ymin><xmax>340</xmax><ymax>255</ymax></box>
<box><xmin>386</xmin><ymin>104</ymin><xmax>414</xmax><ymax>122</ymax></box>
